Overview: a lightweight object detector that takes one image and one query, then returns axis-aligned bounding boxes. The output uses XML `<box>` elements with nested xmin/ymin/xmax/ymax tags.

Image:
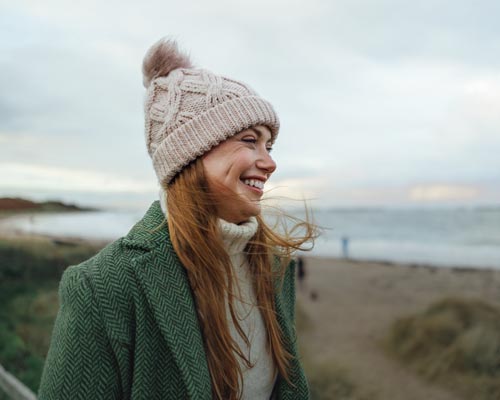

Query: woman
<box><xmin>38</xmin><ymin>38</ymin><xmax>316</xmax><ymax>400</ymax></box>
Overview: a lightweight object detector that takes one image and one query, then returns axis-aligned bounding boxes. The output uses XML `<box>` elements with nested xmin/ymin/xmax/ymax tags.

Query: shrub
<box><xmin>386</xmin><ymin>297</ymin><xmax>500</xmax><ymax>400</ymax></box>
<box><xmin>0</xmin><ymin>238</ymin><xmax>102</xmax><ymax>281</ymax></box>
<box><xmin>0</xmin><ymin>238</ymin><xmax>104</xmax><ymax>394</ymax></box>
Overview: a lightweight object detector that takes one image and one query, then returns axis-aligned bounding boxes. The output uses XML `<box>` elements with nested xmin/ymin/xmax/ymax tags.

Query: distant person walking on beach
<box><xmin>341</xmin><ymin>235</ymin><xmax>350</xmax><ymax>259</ymax></box>
<box><xmin>38</xmin><ymin>38</ymin><xmax>317</xmax><ymax>399</ymax></box>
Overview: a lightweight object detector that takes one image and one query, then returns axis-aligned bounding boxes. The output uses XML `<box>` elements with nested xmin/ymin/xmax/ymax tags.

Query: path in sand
<box><xmin>297</xmin><ymin>257</ymin><xmax>500</xmax><ymax>400</ymax></box>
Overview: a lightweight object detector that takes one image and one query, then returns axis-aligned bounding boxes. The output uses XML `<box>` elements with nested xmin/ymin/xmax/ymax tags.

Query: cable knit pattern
<box><xmin>219</xmin><ymin>218</ymin><xmax>277</xmax><ymax>399</ymax></box>
<box><xmin>142</xmin><ymin>40</ymin><xmax>280</xmax><ymax>185</ymax></box>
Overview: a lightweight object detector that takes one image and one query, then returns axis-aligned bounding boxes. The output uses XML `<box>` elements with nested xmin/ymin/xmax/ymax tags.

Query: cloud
<box><xmin>0</xmin><ymin>162</ymin><xmax>157</xmax><ymax>193</ymax></box>
<box><xmin>409</xmin><ymin>184</ymin><xmax>480</xmax><ymax>202</ymax></box>
<box><xmin>1</xmin><ymin>0</ymin><xmax>500</xmax><ymax>207</ymax></box>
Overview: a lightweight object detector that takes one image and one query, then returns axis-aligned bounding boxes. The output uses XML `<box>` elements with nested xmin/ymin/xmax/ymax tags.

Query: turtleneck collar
<box><xmin>218</xmin><ymin>217</ymin><xmax>258</xmax><ymax>255</ymax></box>
<box><xmin>159</xmin><ymin>187</ymin><xmax>258</xmax><ymax>255</ymax></box>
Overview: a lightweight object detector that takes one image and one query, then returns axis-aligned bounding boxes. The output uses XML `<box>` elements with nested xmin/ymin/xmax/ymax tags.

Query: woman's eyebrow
<box><xmin>249</xmin><ymin>127</ymin><xmax>272</xmax><ymax>142</ymax></box>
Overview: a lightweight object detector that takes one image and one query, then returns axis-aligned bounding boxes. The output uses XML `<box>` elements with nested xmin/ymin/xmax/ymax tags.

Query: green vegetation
<box><xmin>0</xmin><ymin>238</ymin><xmax>103</xmax><ymax>395</ymax></box>
<box><xmin>385</xmin><ymin>297</ymin><xmax>500</xmax><ymax>400</ymax></box>
<box><xmin>0</xmin><ymin>238</ymin><xmax>101</xmax><ymax>281</ymax></box>
<box><xmin>0</xmin><ymin>282</ymin><xmax>58</xmax><ymax>392</ymax></box>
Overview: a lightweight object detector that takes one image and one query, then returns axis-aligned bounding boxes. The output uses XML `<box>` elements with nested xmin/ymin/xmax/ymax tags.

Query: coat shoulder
<box><xmin>68</xmin><ymin>201</ymin><xmax>168</xmax><ymax>344</ymax></box>
<box><xmin>64</xmin><ymin>237</ymin><xmax>148</xmax><ymax>344</ymax></box>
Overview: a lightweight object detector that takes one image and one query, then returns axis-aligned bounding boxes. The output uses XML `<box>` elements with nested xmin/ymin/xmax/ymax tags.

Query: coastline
<box><xmin>2</xmin><ymin>207</ymin><xmax>499</xmax><ymax>271</ymax></box>
<box><xmin>0</xmin><ymin>225</ymin><xmax>496</xmax><ymax>273</ymax></box>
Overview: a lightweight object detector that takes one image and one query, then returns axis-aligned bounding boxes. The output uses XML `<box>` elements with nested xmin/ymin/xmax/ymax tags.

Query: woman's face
<box><xmin>202</xmin><ymin>125</ymin><xmax>276</xmax><ymax>224</ymax></box>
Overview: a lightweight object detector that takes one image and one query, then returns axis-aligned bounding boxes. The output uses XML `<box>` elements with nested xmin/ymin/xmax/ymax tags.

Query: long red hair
<box><xmin>165</xmin><ymin>158</ymin><xmax>317</xmax><ymax>399</ymax></box>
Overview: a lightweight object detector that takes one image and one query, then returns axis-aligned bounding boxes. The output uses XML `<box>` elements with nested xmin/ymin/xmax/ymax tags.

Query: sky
<box><xmin>1</xmin><ymin>0</ymin><xmax>500</xmax><ymax>210</ymax></box>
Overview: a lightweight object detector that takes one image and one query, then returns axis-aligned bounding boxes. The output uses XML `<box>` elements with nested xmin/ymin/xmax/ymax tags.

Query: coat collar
<box><xmin>123</xmin><ymin>201</ymin><xmax>211</xmax><ymax>399</ymax></box>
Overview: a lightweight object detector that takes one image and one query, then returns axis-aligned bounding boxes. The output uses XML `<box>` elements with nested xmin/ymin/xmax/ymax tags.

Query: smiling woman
<box><xmin>202</xmin><ymin>126</ymin><xmax>277</xmax><ymax>223</ymax></box>
<box><xmin>38</xmin><ymin>37</ymin><xmax>317</xmax><ymax>400</ymax></box>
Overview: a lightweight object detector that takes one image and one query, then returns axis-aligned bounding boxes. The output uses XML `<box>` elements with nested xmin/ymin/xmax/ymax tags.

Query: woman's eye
<box><xmin>266</xmin><ymin>146</ymin><xmax>273</xmax><ymax>153</ymax></box>
<box><xmin>241</xmin><ymin>138</ymin><xmax>257</xmax><ymax>144</ymax></box>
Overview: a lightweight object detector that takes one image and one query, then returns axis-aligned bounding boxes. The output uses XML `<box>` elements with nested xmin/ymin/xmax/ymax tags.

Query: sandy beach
<box><xmin>297</xmin><ymin>256</ymin><xmax>500</xmax><ymax>399</ymax></box>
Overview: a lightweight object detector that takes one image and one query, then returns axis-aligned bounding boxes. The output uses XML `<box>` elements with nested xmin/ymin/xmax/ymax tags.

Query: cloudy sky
<box><xmin>1</xmin><ymin>0</ymin><xmax>500</xmax><ymax>209</ymax></box>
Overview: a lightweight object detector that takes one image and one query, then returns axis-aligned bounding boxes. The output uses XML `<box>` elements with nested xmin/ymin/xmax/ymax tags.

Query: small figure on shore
<box><xmin>341</xmin><ymin>235</ymin><xmax>350</xmax><ymax>259</ymax></box>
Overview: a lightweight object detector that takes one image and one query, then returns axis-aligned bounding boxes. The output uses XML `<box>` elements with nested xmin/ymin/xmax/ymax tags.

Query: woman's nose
<box><xmin>257</xmin><ymin>151</ymin><xmax>277</xmax><ymax>175</ymax></box>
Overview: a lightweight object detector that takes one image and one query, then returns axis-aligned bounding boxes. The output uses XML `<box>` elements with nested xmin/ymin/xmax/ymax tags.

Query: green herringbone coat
<box><xmin>38</xmin><ymin>201</ymin><xmax>309</xmax><ymax>399</ymax></box>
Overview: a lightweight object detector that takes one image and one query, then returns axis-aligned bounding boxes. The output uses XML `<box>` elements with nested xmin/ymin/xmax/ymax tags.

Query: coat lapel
<box><xmin>124</xmin><ymin>202</ymin><xmax>211</xmax><ymax>399</ymax></box>
<box><xmin>272</xmin><ymin>260</ymin><xmax>309</xmax><ymax>398</ymax></box>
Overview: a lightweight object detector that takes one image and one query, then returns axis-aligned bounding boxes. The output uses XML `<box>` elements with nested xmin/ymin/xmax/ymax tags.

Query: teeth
<box><xmin>243</xmin><ymin>179</ymin><xmax>264</xmax><ymax>190</ymax></box>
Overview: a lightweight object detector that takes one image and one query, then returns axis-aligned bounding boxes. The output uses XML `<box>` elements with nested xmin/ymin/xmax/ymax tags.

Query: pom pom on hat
<box><xmin>142</xmin><ymin>38</ymin><xmax>193</xmax><ymax>88</ymax></box>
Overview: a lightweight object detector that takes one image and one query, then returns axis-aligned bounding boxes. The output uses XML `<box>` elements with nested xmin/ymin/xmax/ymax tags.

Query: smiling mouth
<box><xmin>242</xmin><ymin>179</ymin><xmax>264</xmax><ymax>190</ymax></box>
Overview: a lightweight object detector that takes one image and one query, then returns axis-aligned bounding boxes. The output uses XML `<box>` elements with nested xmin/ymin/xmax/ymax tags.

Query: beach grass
<box><xmin>0</xmin><ymin>237</ymin><xmax>104</xmax><ymax>394</ymax></box>
<box><xmin>385</xmin><ymin>297</ymin><xmax>500</xmax><ymax>400</ymax></box>
<box><xmin>0</xmin><ymin>237</ymin><xmax>103</xmax><ymax>281</ymax></box>
<box><xmin>0</xmin><ymin>283</ymin><xmax>58</xmax><ymax>392</ymax></box>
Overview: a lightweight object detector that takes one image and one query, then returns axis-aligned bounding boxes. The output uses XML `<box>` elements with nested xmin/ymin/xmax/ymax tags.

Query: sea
<box><xmin>1</xmin><ymin>206</ymin><xmax>499</xmax><ymax>270</ymax></box>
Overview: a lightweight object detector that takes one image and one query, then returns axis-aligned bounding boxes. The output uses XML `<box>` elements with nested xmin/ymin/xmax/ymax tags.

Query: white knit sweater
<box><xmin>159</xmin><ymin>193</ymin><xmax>277</xmax><ymax>398</ymax></box>
<box><xmin>219</xmin><ymin>217</ymin><xmax>277</xmax><ymax>399</ymax></box>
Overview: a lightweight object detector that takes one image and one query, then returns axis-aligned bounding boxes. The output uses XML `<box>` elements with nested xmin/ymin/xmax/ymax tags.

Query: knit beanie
<box><xmin>142</xmin><ymin>38</ymin><xmax>280</xmax><ymax>185</ymax></box>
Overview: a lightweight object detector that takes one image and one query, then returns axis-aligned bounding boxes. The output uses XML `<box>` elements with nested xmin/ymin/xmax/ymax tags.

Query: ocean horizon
<box><xmin>1</xmin><ymin>203</ymin><xmax>499</xmax><ymax>270</ymax></box>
